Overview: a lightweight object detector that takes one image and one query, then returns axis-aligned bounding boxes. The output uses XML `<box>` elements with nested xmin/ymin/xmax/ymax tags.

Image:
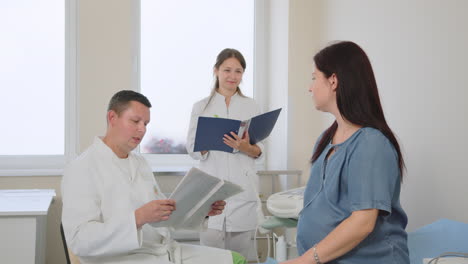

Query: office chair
<box><xmin>60</xmin><ymin>223</ymin><xmax>80</xmax><ymax>264</ymax></box>
<box><xmin>60</xmin><ymin>223</ymin><xmax>71</xmax><ymax>264</ymax></box>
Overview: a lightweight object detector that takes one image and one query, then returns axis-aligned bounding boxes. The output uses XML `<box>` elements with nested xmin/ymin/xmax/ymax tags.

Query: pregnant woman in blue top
<box><xmin>282</xmin><ymin>41</ymin><xmax>410</xmax><ymax>264</ymax></box>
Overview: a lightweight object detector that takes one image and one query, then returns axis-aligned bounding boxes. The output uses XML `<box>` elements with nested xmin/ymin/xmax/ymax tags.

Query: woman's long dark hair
<box><xmin>311</xmin><ymin>41</ymin><xmax>405</xmax><ymax>179</ymax></box>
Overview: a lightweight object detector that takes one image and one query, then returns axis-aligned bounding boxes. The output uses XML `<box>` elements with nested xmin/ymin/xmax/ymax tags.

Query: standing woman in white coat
<box><xmin>186</xmin><ymin>48</ymin><xmax>264</xmax><ymax>259</ymax></box>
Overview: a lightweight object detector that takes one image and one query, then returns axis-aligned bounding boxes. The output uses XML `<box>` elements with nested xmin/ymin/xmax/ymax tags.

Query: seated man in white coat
<box><xmin>61</xmin><ymin>90</ymin><xmax>246</xmax><ymax>264</ymax></box>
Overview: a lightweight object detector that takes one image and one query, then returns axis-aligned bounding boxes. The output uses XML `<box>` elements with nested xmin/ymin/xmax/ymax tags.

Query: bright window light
<box><xmin>0</xmin><ymin>1</ymin><xmax>65</xmax><ymax>155</ymax></box>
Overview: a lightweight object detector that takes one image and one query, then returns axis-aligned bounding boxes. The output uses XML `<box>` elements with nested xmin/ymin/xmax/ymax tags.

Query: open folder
<box><xmin>149</xmin><ymin>167</ymin><xmax>243</xmax><ymax>231</ymax></box>
<box><xmin>193</xmin><ymin>108</ymin><xmax>282</xmax><ymax>153</ymax></box>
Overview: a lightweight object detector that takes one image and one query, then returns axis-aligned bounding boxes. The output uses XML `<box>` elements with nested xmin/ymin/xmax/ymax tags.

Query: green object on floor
<box><xmin>261</xmin><ymin>216</ymin><xmax>298</xmax><ymax>230</ymax></box>
<box><xmin>232</xmin><ymin>251</ymin><xmax>247</xmax><ymax>264</ymax></box>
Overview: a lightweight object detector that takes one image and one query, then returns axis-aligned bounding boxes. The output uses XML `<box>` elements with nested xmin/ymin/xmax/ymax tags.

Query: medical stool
<box><xmin>408</xmin><ymin>218</ymin><xmax>468</xmax><ymax>264</ymax></box>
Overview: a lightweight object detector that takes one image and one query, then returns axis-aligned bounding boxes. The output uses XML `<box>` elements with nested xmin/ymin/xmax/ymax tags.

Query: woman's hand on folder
<box><xmin>223</xmin><ymin>131</ymin><xmax>261</xmax><ymax>158</ymax></box>
<box><xmin>134</xmin><ymin>199</ymin><xmax>176</xmax><ymax>229</ymax></box>
<box><xmin>207</xmin><ymin>200</ymin><xmax>226</xmax><ymax>216</ymax></box>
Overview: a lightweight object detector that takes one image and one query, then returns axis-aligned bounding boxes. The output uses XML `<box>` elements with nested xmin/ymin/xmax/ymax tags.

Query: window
<box><xmin>0</xmin><ymin>0</ymin><xmax>77</xmax><ymax>176</ymax></box>
<box><xmin>140</xmin><ymin>0</ymin><xmax>261</xmax><ymax>169</ymax></box>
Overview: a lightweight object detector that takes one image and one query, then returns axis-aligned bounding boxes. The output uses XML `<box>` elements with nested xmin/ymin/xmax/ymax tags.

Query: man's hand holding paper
<box><xmin>148</xmin><ymin>168</ymin><xmax>243</xmax><ymax>231</ymax></box>
<box><xmin>135</xmin><ymin>199</ymin><xmax>176</xmax><ymax>229</ymax></box>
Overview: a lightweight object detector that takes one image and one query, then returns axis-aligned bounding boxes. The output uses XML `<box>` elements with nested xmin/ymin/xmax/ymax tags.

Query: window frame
<box><xmin>0</xmin><ymin>0</ymin><xmax>78</xmax><ymax>177</ymax></box>
<box><xmin>137</xmin><ymin>0</ymin><xmax>267</xmax><ymax>172</ymax></box>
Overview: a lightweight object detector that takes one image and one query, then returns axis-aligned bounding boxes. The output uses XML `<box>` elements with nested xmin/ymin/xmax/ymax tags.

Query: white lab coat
<box><xmin>61</xmin><ymin>137</ymin><xmax>232</xmax><ymax>264</ymax></box>
<box><xmin>186</xmin><ymin>92</ymin><xmax>264</xmax><ymax>232</ymax></box>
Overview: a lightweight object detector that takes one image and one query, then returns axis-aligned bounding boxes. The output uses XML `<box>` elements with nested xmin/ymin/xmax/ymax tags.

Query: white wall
<box><xmin>78</xmin><ymin>0</ymin><xmax>138</xmax><ymax>152</ymax></box>
<box><xmin>307</xmin><ymin>0</ymin><xmax>468</xmax><ymax>230</ymax></box>
<box><xmin>264</xmin><ymin>0</ymin><xmax>290</xmax><ymax>175</ymax></box>
<box><xmin>264</xmin><ymin>0</ymin><xmax>329</xmax><ymax>190</ymax></box>
<box><xmin>287</xmin><ymin>0</ymin><xmax>330</xmax><ymax>186</ymax></box>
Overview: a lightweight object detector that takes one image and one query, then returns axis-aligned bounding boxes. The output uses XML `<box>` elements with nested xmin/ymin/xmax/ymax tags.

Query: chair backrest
<box><xmin>60</xmin><ymin>223</ymin><xmax>71</xmax><ymax>264</ymax></box>
<box><xmin>60</xmin><ymin>223</ymin><xmax>81</xmax><ymax>264</ymax></box>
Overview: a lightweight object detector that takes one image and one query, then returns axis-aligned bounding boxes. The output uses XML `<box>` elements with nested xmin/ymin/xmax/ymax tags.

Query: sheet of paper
<box><xmin>149</xmin><ymin>168</ymin><xmax>243</xmax><ymax>230</ymax></box>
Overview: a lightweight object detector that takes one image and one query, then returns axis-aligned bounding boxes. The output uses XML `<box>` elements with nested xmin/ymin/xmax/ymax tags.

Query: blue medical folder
<box><xmin>193</xmin><ymin>108</ymin><xmax>282</xmax><ymax>153</ymax></box>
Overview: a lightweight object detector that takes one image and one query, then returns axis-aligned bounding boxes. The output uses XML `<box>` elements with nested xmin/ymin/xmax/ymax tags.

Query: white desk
<box><xmin>0</xmin><ymin>189</ymin><xmax>56</xmax><ymax>264</ymax></box>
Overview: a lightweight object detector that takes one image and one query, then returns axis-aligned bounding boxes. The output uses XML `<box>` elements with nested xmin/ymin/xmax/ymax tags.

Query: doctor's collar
<box><xmin>214</xmin><ymin>91</ymin><xmax>240</xmax><ymax>99</ymax></box>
